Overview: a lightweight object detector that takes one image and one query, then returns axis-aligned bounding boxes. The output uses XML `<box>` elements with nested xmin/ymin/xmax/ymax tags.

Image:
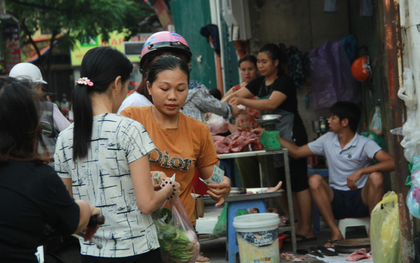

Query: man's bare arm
<box><xmin>280</xmin><ymin>137</ymin><xmax>315</xmax><ymax>159</ymax></box>
<box><xmin>358</xmin><ymin>150</ymin><xmax>395</xmax><ymax>175</ymax></box>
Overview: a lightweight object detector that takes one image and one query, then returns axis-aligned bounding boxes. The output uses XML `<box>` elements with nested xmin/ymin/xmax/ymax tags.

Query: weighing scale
<box><xmin>255</xmin><ymin>114</ymin><xmax>282</xmax><ymax>150</ymax></box>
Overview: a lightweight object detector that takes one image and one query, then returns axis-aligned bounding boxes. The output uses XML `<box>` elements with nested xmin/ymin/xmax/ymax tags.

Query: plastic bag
<box><xmin>360</xmin><ymin>131</ymin><xmax>385</xmax><ymax>150</ymax></box>
<box><xmin>406</xmin><ymin>159</ymin><xmax>420</xmax><ymax>218</ymax></box>
<box><xmin>406</xmin><ymin>185</ymin><xmax>420</xmax><ymax>219</ymax></box>
<box><xmin>207</xmin><ymin>113</ymin><xmax>229</xmax><ymax>135</ymax></box>
<box><xmin>212</xmin><ymin>204</ymin><xmax>248</xmax><ymax>234</ymax></box>
<box><xmin>368</xmin><ymin>106</ymin><xmax>383</xmax><ymax>135</ymax></box>
<box><xmin>397</xmin><ymin>68</ymin><xmax>420</xmax><ymax>163</ymax></box>
<box><xmin>152</xmin><ymin>197</ymin><xmax>200</xmax><ymax>263</ymax></box>
<box><xmin>371</xmin><ymin>191</ymin><xmax>402</xmax><ymax>263</ymax></box>
<box><xmin>309</xmin><ymin>39</ymin><xmax>361</xmax><ymax>111</ymax></box>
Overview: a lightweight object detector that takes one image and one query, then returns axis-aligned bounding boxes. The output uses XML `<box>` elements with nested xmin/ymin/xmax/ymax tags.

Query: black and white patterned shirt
<box><xmin>54</xmin><ymin>113</ymin><xmax>158</xmax><ymax>257</ymax></box>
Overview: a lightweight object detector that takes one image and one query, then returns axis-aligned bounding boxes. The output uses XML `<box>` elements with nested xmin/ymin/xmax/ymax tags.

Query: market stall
<box><xmin>218</xmin><ymin>149</ymin><xmax>297</xmax><ymax>259</ymax></box>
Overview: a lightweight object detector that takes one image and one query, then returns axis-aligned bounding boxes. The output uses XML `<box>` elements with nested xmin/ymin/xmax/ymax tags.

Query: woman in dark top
<box><xmin>0</xmin><ymin>77</ymin><xmax>100</xmax><ymax>263</ymax></box>
<box><xmin>227</xmin><ymin>43</ymin><xmax>315</xmax><ymax>242</ymax></box>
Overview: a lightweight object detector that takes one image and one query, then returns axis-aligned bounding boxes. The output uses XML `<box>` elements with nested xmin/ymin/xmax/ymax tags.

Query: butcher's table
<box><xmin>218</xmin><ymin>149</ymin><xmax>297</xmax><ymax>261</ymax></box>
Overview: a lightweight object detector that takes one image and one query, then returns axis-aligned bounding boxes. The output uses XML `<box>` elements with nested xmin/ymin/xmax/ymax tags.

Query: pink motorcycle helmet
<box><xmin>140</xmin><ymin>31</ymin><xmax>192</xmax><ymax>70</ymax></box>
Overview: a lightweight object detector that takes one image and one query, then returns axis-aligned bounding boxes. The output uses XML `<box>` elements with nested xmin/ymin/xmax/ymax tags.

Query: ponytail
<box><xmin>259</xmin><ymin>43</ymin><xmax>288</xmax><ymax>74</ymax></box>
<box><xmin>72</xmin><ymin>85</ymin><xmax>93</xmax><ymax>160</ymax></box>
<box><xmin>72</xmin><ymin>46</ymin><xmax>133</xmax><ymax>159</ymax></box>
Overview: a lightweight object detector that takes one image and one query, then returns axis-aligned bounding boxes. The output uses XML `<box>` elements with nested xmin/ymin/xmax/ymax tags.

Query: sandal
<box><xmin>317</xmin><ymin>245</ymin><xmax>339</xmax><ymax>256</ymax></box>
<box><xmin>284</xmin><ymin>234</ymin><xmax>317</xmax><ymax>243</ymax></box>
<box><xmin>323</xmin><ymin>239</ymin><xmax>341</xmax><ymax>248</ymax></box>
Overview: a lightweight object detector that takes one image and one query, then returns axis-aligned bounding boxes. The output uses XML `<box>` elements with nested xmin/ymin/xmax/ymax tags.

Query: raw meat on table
<box><xmin>212</xmin><ymin>131</ymin><xmax>263</xmax><ymax>154</ymax></box>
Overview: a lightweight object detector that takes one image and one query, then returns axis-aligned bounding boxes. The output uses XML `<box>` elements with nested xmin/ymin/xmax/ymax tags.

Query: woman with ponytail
<box><xmin>227</xmin><ymin>43</ymin><xmax>315</xmax><ymax>243</ymax></box>
<box><xmin>54</xmin><ymin>46</ymin><xmax>179</xmax><ymax>262</ymax></box>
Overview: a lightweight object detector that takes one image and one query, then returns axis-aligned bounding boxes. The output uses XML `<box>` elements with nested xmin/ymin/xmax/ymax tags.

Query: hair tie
<box><xmin>75</xmin><ymin>77</ymin><xmax>94</xmax><ymax>87</ymax></box>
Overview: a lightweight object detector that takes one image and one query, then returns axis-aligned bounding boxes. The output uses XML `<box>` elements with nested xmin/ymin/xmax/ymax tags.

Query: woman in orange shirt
<box><xmin>121</xmin><ymin>55</ymin><xmax>231</xmax><ymax>233</ymax></box>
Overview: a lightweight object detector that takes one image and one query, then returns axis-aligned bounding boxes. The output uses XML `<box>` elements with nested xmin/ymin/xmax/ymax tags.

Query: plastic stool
<box><xmin>226</xmin><ymin>199</ymin><xmax>267</xmax><ymax>263</ymax></box>
<box><xmin>338</xmin><ymin>217</ymin><xmax>370</xmax><ymax>239</ymax></box>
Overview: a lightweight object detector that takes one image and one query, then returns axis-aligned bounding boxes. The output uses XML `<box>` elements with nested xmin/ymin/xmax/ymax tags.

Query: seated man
<box><xmin>279</xmin><ymin>101</ymin><xmax>395</xmax><ymax>247</ymax></box>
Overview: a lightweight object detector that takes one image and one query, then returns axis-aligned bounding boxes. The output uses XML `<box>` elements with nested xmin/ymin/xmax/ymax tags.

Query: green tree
<box><xmin>6</xmin><ymin>0</ymin><xmax>154</xmax><ymax>81</ymax></box>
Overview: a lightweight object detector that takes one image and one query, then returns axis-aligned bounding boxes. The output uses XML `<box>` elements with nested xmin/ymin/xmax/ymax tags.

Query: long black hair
<box><xmin>72</xmin><ymin>46</ymin><xmax>133</xmax><ymax>159</ymax></box>
<box><xmin>259</xmin><ymin>43</ymin><xmax>288</xmax><ymax>74</ymax></box>
<box><xmin>0</xmin><ymin>77</ymin><xmax>45</xmax><ymax>163</ymax></box>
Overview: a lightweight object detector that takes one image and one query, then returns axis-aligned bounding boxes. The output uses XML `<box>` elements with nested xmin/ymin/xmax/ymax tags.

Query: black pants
<box><xmin>81</xmin><ymin>249</ymin><xmax>163</xmax><ymax>263</ymax></box>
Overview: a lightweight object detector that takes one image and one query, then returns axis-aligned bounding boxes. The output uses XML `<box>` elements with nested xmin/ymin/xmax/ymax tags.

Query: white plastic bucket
<box><xmin>233</xmin><ymin>213</ymin><xmax>280</xmax><ymax>263</ymax></box>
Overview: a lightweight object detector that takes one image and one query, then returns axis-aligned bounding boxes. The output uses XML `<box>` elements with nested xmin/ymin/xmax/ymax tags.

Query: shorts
<box><xmin>81</xmin><ymin>249</ymin><xmax>163</xmax><ymax>263</ymax></box>
<box><xmin>331</xmin><ymin>188</ymin><xmax>369</xmax><ymax>220</ymax></box>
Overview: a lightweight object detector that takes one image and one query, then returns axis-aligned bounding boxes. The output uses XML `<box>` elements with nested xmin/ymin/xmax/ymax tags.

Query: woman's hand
<box><xmin>151</xmin><ymin>171</ymin><xmax>168</xmax><ymax>190</ymax></box>
<box><xmin>207</xmin><ymin>176</ymin><xmax>231</xmax><ymax>207</ymax></box>
<box><xmin>230</xmin><ymin>104</ymin><xmax>243</xmax><ymax>118</ymax></box>
<box><xmin>160</xmin><ymin>178</ymin><xmax>181</xmax><ymax>198</ymax></box>
<box><xmin>229</xmin><ymin>97</ymin><xmax>243</xmax><ymax>106</ymax></box>
<box><xmin>251</xmin><ymin>127</ymin><xmax>265</xmax><ymax>137</ymax></box>
<box><xmin>228</xmin><ymin>123</ymin><xmax>242</xmax><ymax>134</ymax></box>
<box><xmin>82</xmin><ymin>206</ymin><xmax>101</xmax><ymax>240</ymax></box>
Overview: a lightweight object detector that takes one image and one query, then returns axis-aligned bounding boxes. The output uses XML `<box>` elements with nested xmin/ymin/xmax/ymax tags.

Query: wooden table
<box><xmin>218</xmin><ymin>149</ymin><xmax>297</xmax><ymax>256</ymax></box>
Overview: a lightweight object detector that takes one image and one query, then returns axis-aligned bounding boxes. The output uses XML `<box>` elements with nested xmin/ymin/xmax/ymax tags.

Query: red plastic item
<box><xmin>278</xmin><ymin>233</ymin><xmax>287</xmax><ymax>250</ymax></box>
<box><xmin>351</xmin><ymin>56</ymin><xmax>372</xmax><ymax>82</ymax></box>
<box><xmin>192</xmin><ymin>168</ymin><xmax>208</xmax><ymax>195</ymax></box>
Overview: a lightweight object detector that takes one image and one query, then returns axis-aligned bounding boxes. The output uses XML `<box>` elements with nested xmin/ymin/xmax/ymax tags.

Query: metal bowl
<box><xmin>260</xmin><ymin>114</ymin><xmax>281</xmax><ymax>121</ymax></box>
<box><xmin>255</xmin><ymin>114</ymin><xmax>282</xmax><ymax>124</ymax></box>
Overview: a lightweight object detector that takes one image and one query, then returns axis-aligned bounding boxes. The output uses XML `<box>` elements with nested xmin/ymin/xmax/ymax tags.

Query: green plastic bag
<box><xmin>360</xmin><ymin>131</ymin><xmax>385</xmax><ymax>150</ymax></box>
<box><xmin>212</xmin><ymin>204</ymin><xmax>248</xmax><ymax>234</ymax></box>
<box><xmin>371</xmin><ymin>191</ymin><xmax>402</xmax><ymax>263</ymax></box>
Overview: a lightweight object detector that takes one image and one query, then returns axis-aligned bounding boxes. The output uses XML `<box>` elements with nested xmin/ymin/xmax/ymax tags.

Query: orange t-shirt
<box><xmin>121</xmin><ymin>106</ymin><xmax>219</xmax><ymax>225</ymax></box>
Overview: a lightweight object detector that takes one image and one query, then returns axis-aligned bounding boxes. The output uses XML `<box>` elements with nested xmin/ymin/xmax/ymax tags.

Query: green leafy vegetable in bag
<box><xmin>153</xmin><ymin>203</ymin><xmax>199</xmax><ymax>262</ymax></box>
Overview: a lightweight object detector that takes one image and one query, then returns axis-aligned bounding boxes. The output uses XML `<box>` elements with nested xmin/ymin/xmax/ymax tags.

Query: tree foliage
<box><xmin>6</xmin><ymin>0</ymin><xmax>154</xmax><ymax>79</ymax></box>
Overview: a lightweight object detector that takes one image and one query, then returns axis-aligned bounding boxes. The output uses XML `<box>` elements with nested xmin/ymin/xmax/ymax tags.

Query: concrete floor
<box><xmin>40</xmin><ymin>201</ymin><xmax>373</xmax><ymax>263</ymax></box>
<box><xmin>196</xmin><ymin>202</ymin><xmax>373</xmax><ymax>263</ymax></box>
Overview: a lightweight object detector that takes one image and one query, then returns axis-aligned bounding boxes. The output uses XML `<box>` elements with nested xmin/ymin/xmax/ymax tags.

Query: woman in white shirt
<box><xmin>54</xmin><ymin>46</ymin><xmax>179</xmax><ymax>263</ymax></box>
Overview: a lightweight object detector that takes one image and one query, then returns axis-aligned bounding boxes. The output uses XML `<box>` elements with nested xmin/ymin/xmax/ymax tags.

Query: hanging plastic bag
<box><xmin>406</xmin><ymin>185</ymin><xmax>420</xmax><ymax>219</ymax></box>
<box><xmin>406</xmin><ymin>162</ymin><xmax>420</xmax><ymax>219</ymax></box>
<box><xmin>309</xmin><ymin>39</ymin><xmax>361</xmax><ymax>111</ymax></box>
<box><xmin>370</xmin><ymin>191</ymin><xmax>402</xmax><ymax>263</ymax></box>
<box><xmin>207</xmin><ymin>113</ymin><xmax>229</xmax><ymax>135</ymax></box>
<box><xmin>368</xmin><ymin>105</ymin><xmax>383</xmax><ymax>135</ymax></box>
<box><xmin>152</xmin><ymin>197</ymin><xmax>200</xmax><ymax>263</ymax></box>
